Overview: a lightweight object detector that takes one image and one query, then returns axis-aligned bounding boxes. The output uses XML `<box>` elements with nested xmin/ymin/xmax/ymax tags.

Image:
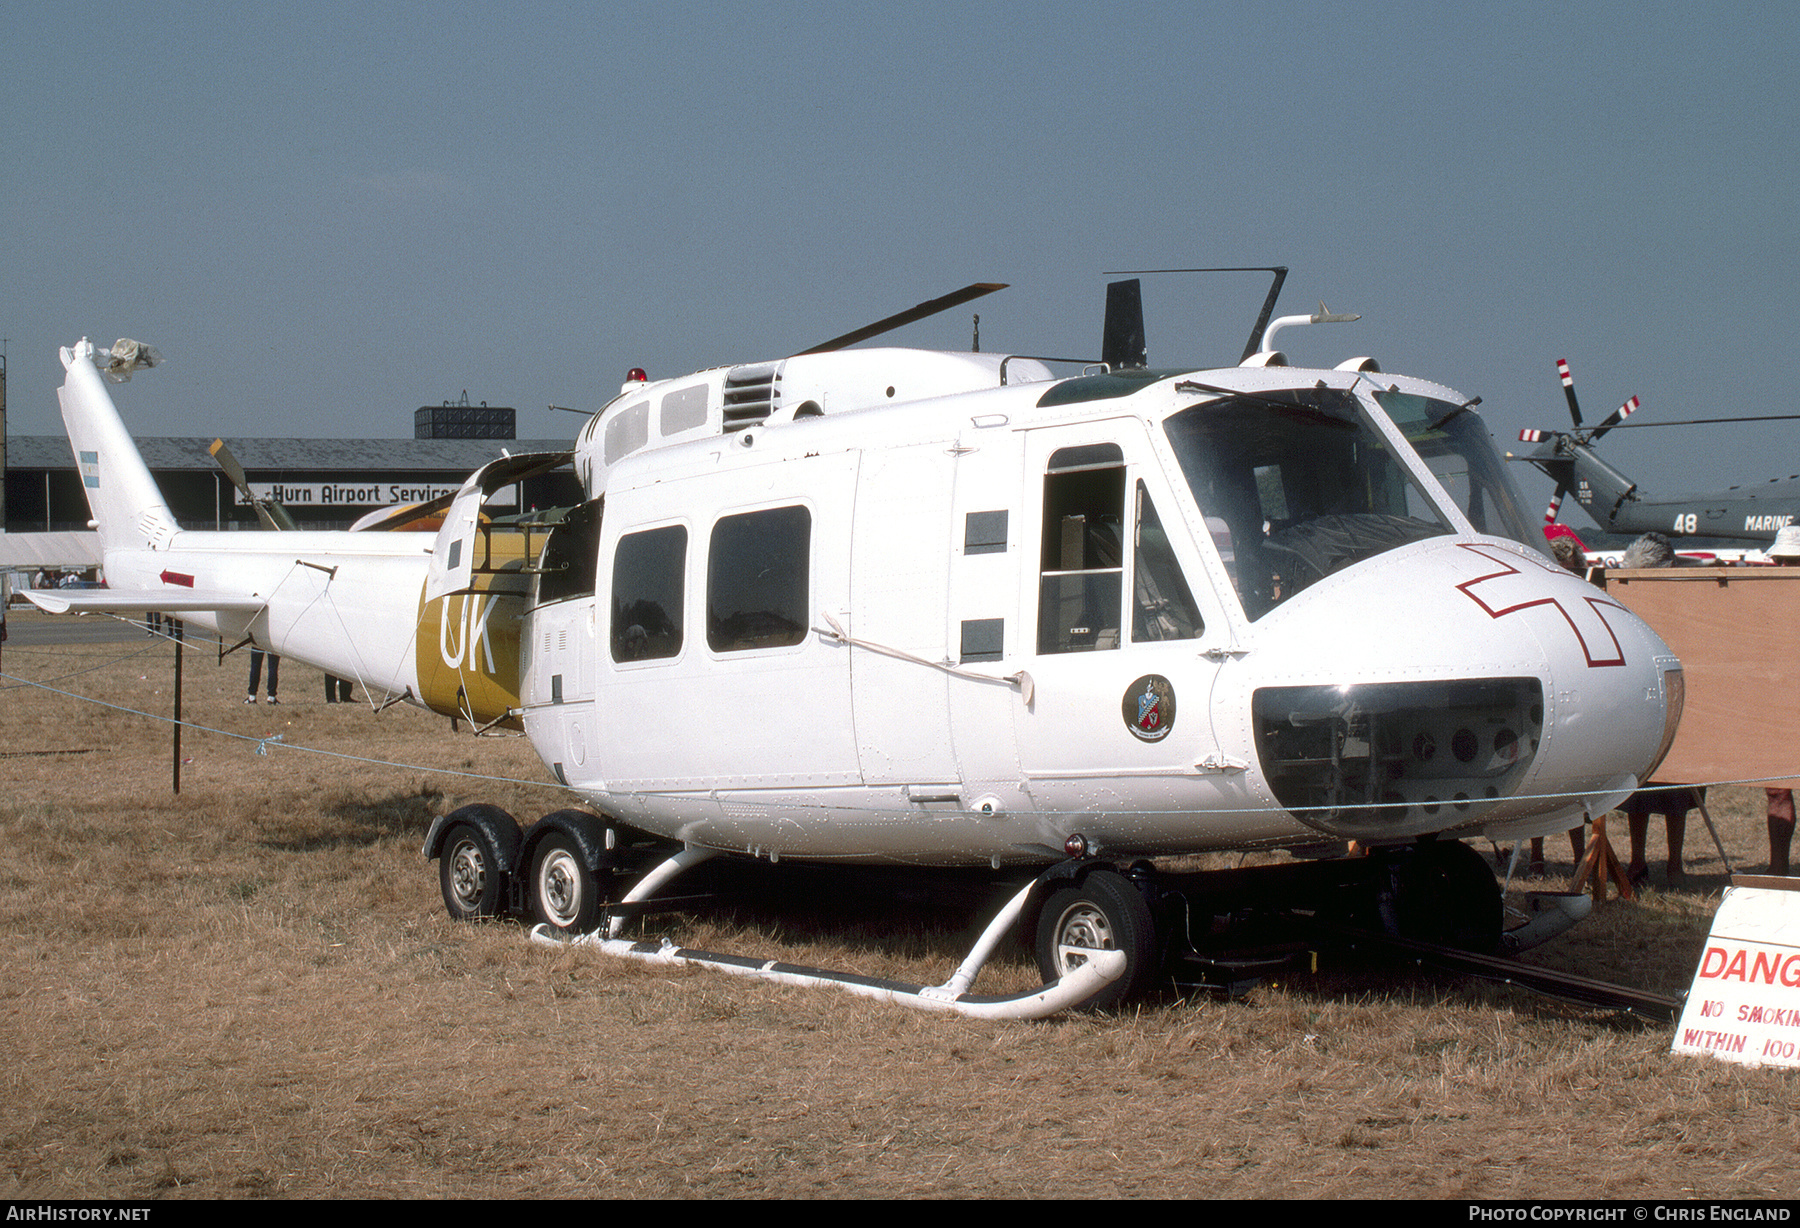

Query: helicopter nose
<box><xmin>1242</xmin><ymin>538</ymin><xmax>1680</xmax><ymax>842</ymax></box>
<box><xmin>1442</xmin><ymin>542</ymin><xmax>1682</xmax><ymax>832</ymax></box>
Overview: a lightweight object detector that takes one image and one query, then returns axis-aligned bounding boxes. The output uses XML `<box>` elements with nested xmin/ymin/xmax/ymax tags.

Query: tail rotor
<box><xmin>1519</xmin><ymin>358</ymin><xmax>1641</xmax><ymax>527</ymax></box>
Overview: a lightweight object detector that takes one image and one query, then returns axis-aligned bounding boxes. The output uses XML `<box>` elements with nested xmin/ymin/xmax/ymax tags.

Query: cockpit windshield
<box><xmin>1163</xmin><ymin>387</ymin><xmax>1455</xmax><ymax>620</ymax></box>
<box><xmin>1371</xmin><ymin>389</ymin><xmax>1539</xmax><ymax>550</ymax></box>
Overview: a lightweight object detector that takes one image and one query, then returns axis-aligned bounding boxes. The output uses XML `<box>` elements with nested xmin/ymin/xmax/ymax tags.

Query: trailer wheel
<box><xmin>440</xmin><ymin>822</ymin><xmax>504</xmax><ymax>921</ymax></box>
<box><xmin>532</xmin><ymin>833</ymin><xmax>603</xmax><ymax>934</ymax></box>
<box><xmin>1035</xmin><ymin>870</ymin><xmax>1157</xmax><ymax>1011</ymax></box>
<box><xmin>1392</xmin><ymin>840</ymin><xmax>1502</xmax><ymax>954</ymax></box>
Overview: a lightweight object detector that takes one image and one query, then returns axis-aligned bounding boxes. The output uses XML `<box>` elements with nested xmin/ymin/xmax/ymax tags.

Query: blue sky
<box><xmin>4</xmin><ymin>1</ymin><xmax>1797</xmax><ymax>528</ymax></box>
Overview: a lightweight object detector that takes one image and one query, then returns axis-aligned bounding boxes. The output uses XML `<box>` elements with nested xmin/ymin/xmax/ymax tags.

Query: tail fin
<box><xmin>58</xmin><ymin>338</ymin><xmax>180</xmax><ymax>554</ymax></box>
<box><xmin>1566</xmin><ymin>441</ymin><xmax>1640</xmax><ymax>527</ymax></box>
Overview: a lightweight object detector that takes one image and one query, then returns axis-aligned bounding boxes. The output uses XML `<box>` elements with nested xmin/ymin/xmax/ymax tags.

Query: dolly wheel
<box><xmin>1034</xmin><ymin>869</ymin><xmax>1157</xmax><ymax>1011</ymax></box>
<box><xmin>532</xmin><ymin>833</ymin><xmax>603</xmax><ymax>934</ymax></box>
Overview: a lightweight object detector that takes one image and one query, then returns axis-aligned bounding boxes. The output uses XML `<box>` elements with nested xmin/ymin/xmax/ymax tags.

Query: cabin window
<box><xmin>1037</xmin><ymin>445</ymin><xmax>1125</xmax><ymax>654</ymax></box>
<box><xmin>537</xmin><ymin>499</ymin><xmax>603</xmax><ymax>605</ymax></box>
<box><xmin>611</xmin><ymin>524</ymin><xmax>686</xmax><ymax>661</ymax></box>
<box><xmin>707</xmin><ymin>505</ymin><xmax>811</xmax><ymax>653</ymax></box>
<box><xmin>1132</xmin><ymin>482</ymin><xmax>1203</xmax><ymax>642</ymax></box>
<box><xmin>660</xmin><ymin>385</ymin><xmax>708</xmax><ymax>435</ymax></box>
<box><xmin>604</xmin><ymin>400</ymin><xmax>650</xmax><ymax>464</ymax></box>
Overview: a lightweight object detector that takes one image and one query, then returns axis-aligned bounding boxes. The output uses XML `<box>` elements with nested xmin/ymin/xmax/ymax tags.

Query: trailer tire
<box><xmin>1035</xmin><ymin>870</ymin><xmax>1157</xmax><ymax>1011</ymax></box>
<box><xmin>532</xmin><ymin>833</ymin><xmax>603</xmax><ymax>934</ymax></box>
<box><xmin>1392</xmin><ymin>839</ymin><xmax>1502</xmax><ymax>954</ymax></box>
<box><xmin>440</xmin><ymin>822</ymin><xmax>504</xmax><ymax>921</ymax></box>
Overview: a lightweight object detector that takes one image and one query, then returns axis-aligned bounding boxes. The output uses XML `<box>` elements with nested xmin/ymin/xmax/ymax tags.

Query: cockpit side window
<box><xmin>1132</xmin><ymin>482</ymin><xmax>1203</xmax><ymax>642</ymax></box>
<box><xmin>1037</xmin><ymin>446</ymin><xmax>1125</xmax><ymax>654</ymax></box>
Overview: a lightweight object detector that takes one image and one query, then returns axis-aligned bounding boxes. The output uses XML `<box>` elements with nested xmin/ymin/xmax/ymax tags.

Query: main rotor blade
<box><xmin>1101</xmin><ymin>266</ymin><xmax>1288</xmax><ymax>362</ymax></box>
<box><xmin>1101</xmin><ymin>278</ymin><xmax>1147</xmax><ymax>369</ymax></box>
<box><xmin>1556</xmin><ymin>358</ymin><xmax>1584</xmax><ymax>428</ymax></box>
<box><xmin>1544</xmin><ymin>486</ymin><xmax>1566</xmax><ymax>525</ymax></box>
<box><xmin>793</xmin><ymin>282</ymin><xmax>1008</xmax><ymax>355</ymax></box>
<box><xmin>255</xmin><ymin>503</ymin><xmax>300</xmax><ymax>532</ymax></box>
<box><xmin>1593</xmin><ymin>412</ymin><xmax>1800</xmax><ymax>429</ymax></box>
<box><xmin>1242</xmin><ymin>267</ymin><xmax>1290</xmax><ymax>362</ymax></box>
<box><xmin>350</xmin><ymin>490</ymin><xmax>459</xmax><ymax>532</ymax></box>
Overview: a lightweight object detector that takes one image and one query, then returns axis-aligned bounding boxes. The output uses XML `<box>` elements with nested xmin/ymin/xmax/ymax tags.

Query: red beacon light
<box><xmin>626</xmin><ymin>368</ymin><xmax>648</xmax><ymax>383</ymax></box>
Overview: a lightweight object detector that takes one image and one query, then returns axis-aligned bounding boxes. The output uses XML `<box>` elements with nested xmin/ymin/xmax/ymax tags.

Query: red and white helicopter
<box><xmin>28</xmin><ymin>279</ymin><xmax>1683</xmax><ymax>1015</ymax></box>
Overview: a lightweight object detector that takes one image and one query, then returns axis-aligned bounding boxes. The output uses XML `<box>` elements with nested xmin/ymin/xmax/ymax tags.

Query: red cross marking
<box><xmin>1455</xmin><ymin>544</ymin><xmax>1627</xmax><ymax>668</ymax></box>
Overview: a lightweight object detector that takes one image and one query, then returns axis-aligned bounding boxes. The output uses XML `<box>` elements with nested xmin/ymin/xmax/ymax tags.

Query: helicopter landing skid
<box><xmin>528</xmin><ymin>876</ymin><xmax>1125</xmax><ymax>1020</ymax></box>
<box><xmin>530</xmin><ymin>927</ymin><xmax>1124</xmax><ymax>1020</ymax></box>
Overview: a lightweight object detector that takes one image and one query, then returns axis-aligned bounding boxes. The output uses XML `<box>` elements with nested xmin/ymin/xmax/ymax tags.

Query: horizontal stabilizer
<box><xmin>23</xmin><ymin>588</ymin><xmax>268</xmax><ymax>616</ymax></box>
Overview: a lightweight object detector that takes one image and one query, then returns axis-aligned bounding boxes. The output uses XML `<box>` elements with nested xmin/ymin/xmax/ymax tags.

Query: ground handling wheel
<box><xmin>1387</xmin><ymin>839</ymin><xmax>1503</xmax><ymax>954</ymax></box>
<box><xmin>1034</xmin><ymin>868</ymin><xmax>1159</xmax><ymax>1011</ymax></box>
<box><xmin>531</xmin><ymin>832</ymin><xmax>605</xmax><ymax>935</ymax></box>
<box><xmin>440</xmin><ymin>821</ymin><xmax>505</xmax><ymax>921</ymax></box>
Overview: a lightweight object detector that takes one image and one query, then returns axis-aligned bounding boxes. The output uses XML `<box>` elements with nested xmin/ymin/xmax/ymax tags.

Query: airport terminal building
<box><xmin>6</xmin><ymin>407</ymin><xmax>581</xmax><ymax>534</ymax></box>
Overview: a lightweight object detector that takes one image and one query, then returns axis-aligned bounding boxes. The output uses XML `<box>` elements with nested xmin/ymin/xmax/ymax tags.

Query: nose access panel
<box><xmin>1253</xmin><ymin>678</ymin><xmax>1544</xmax><ymax>838</ymax></box>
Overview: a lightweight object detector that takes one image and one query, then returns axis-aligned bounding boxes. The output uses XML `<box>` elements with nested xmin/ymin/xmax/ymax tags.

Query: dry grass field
<box><xmin>0</xmin><ymin>610</ymin><xmax>1795</xmax><ymax>1200</ymax></box>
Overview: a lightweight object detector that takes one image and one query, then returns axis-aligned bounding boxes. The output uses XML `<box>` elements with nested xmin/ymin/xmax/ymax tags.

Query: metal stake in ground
<box><xmin>172</xmin><ymin>629</ymin><xmax>183</xmax><ymax>794</ymax></box>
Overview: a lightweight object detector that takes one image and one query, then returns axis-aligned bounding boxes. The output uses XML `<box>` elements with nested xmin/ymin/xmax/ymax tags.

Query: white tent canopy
<box><xmin>0</xmin><ymin>531</ymin><xmax>103</xmax><ymax>570</ymax></box>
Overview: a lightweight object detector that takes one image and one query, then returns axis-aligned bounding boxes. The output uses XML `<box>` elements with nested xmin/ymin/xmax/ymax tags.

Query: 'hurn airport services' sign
<box><xmin>243</xmin><ymin>483</ymin><xmax>511</xmax><ymax>508</ymax></box>
<box><xmin>1672</xmin><ymin>877</ymin><xmax>1800</xmax><ymax>1067</ymax></box>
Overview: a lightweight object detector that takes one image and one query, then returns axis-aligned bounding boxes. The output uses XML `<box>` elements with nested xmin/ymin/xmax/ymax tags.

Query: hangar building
<box><xmin>6</xmin><ymin>428</ymin><xmax>582</xmax><ymax>533</ymax></box>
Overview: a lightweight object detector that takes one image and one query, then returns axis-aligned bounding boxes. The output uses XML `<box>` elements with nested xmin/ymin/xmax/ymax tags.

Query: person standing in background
<box><xmin>247</xmin><ymin>648</ymin><xmax>279</xmax><ymax>705</ymax></box>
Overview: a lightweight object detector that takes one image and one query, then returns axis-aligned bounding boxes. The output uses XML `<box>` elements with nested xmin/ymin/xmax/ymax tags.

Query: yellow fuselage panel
<box><xmin>413</xmin><ymin>533</ymin><xmax>535</xmax><ymax>728</ymax></box>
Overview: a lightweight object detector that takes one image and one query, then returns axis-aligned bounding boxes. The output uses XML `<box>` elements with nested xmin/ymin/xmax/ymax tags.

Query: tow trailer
<box><xmin>433</xmin><ymin>804</ymin><xmax>1672</xmax><ymax>1021</ymax></box>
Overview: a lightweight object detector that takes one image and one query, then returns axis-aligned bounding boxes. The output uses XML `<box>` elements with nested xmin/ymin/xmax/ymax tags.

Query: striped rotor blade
<box><xmin>1557</xmin><ymin>358</ymin><xmax>1584</xmax><ymax>427</ymax></box>
<box><xmin>1544</xmin><ymin>488</ymin><xmax>1565</xmax><ymax>525</ymax></box>
<box><xmin>1519</xmin><ymin>428</ymin><xmax>1549</xmax><ymax>443</ymax></box>
<box><xmin>1592</xmin><ymin>395</ymin><xmax>1640</xmax><ymax>441</ymax></box>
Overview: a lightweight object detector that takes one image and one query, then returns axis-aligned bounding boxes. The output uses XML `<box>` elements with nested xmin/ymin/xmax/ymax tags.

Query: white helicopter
<box><xmin>28</xmin><ymin>278</ymin><xmax>1683</xmax><ymax>1017</ymax></box>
